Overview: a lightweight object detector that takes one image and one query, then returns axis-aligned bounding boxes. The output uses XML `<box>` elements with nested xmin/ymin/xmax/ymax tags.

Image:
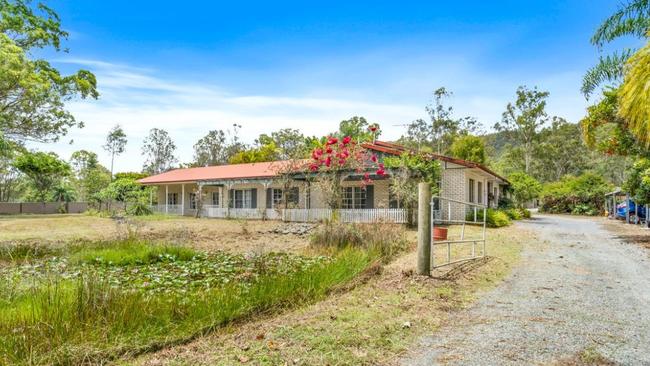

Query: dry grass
<box><xmin>554</xmin><ymin>347</ymin><xmax>616</xmax><ymax>366</ymax></box>
<box><xmin>600</xmin><ymin>217</ymin><xmax>650</xmax><ymax>250</ymax></box>
<box><xmin>0</xmin><ymin>215</ymin><xmax>310</xmax><ymax>254</ymax></box>
<box><xmin>129</xmin><ymin>224</ymin><xmax>533</xmax><ymax>366</ymax></box>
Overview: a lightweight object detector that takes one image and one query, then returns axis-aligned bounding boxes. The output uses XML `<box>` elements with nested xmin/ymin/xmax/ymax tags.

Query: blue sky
<box><xmin>36</xmin><ymin>0</ymin><xmax>637</xmax><ymax>172</ymax></box>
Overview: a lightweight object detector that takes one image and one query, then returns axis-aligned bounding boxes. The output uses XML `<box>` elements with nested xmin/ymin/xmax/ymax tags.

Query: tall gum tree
<box><xmin>495</xmin><ymin>86</ymin><xmax>549</xmax><ymax>174</ymax></box>
<box><xmin>0</xmin><ymin>0</ymin><xmax>98</xmax><ymax>144</ymax></box>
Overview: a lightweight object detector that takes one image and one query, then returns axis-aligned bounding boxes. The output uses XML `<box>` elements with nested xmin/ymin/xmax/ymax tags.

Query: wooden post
<box><xmin>181</xmin><ymin>184</ymin><xmax>185</xmax><ymax>216</ymax></box>
<box><xmin>417</xmin><ymin>182</ymin><xmax>431</xmax><ymax>275</ymax></box>
<box><xmin>195</xmin><ymin>183</ymin><xmax>202</xmax><ymax>218</ymax></box>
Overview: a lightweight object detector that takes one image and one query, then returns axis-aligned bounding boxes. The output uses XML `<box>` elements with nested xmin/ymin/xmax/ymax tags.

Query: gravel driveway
<box><xmin>401</xmin><ymin>214</ymin><xmax>650</xmax><ymax>365</ymax></box>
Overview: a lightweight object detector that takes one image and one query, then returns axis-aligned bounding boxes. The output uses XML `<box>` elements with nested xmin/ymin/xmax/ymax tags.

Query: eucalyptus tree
<box><xmin>103</xmin><ymin>125</ymin><xmax>127</xmax><ymax>179</ymax></box>
<box><xmin>142</xmin><ymin>128</ymin><xmax>177</xmax><ymax>175</ymax></box>
<box><xmin>426</xmin><ymin>87</ymin><xmax>478</xmax><ymax>154</ymax></box>
<box><xmin>70</xmin><ymin>150</ymin><xmax>110</xmax><ymax>201</ymax></box>
<box><xmin>193</xmin><ymin>129</ymin><xmax>228</xmax><ymax>166</ymax></box>
<box><xmin>257</xmin><ymin>128</ymin><xmax>310</xmax><ymax>159</ymax></box>
<box><xmin>494</xmin><ymin>86</ymin><xmax>549</xmax><ymax>174</ymax></box>
<box><xmin>403</xmin><ymin>119</ymin><xmax>431</xmax><ymax>151</ymax></box>
<box><xmin>0</xmin><ymin>0</ymin><xmax>98</xmax><ymax>144</ymax></box>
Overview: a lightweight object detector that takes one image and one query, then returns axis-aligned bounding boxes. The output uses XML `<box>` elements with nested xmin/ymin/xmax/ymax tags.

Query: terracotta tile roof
<box><xmin>138</xmin><ymin>160</ymin><xmax>308</xmax><ymax>184</ymax></box>
<box><xmin>364</xmin><ymin>141</ymin><xmax>510</xmax><ymax>184</ymax></box>
<box><xmin>138</xmin><ymin>141</ymin><xmax>509</xmax><ymax>185</ymax></box>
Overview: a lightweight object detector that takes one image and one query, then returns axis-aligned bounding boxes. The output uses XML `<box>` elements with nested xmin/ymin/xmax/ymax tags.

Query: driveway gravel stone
<box><xmin>401</xmin><ymin>215</ymin><xmax>650</xmax><ymax>365</ymax></box>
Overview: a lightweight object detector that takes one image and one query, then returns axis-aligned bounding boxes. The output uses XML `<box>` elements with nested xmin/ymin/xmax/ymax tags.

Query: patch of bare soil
<box><xmin>600</xmin><ymin>217</ymin><xmax>650</xmax><ymax>250</ymax></box>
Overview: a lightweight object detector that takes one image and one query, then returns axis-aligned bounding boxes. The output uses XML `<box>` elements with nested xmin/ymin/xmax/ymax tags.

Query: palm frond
<box><xmin>591</xmin><ymin>0</ymin><xmax>650</xmax><ymax>47</ymax></box>
<box><xmin>581</xmin><ymin>50</ymin><xmax>635</xmax><ymax>97</ymax></box>
<box><xmin>619</xmin><ymin>42</ymin><xmax>650</xmax><ymax>145</ymax></box>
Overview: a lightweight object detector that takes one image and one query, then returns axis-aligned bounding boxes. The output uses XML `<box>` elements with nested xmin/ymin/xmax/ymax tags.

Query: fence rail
<box><xmin>282</xmin><ymin>208</ymin><xmax>408</xmax><ymax>223</ymax></box>
<box><xmin>151</xmin><ymin>205</ymin><xmax>408</xmax><ymax>223</ymax></box>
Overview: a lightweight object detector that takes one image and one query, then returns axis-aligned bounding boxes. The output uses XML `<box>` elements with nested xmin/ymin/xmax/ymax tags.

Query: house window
<box><xmin>342</xmin><ymin>187</ymin><xmax>367</xmax><ymax>209</ymax></box>
<box><xmin>477</xmin><ymin>181</ymin><xmax>483</xmax><ymax>204</ymax></box>
<box><xmin>286</xmin><ymin>187</ymin><xmax>299</xmax><ymax>206</ymax></box>
<box><xmin>468</xmin><ymin>179</ymin><xmax>475</xmax><ymax>203</ymax></box>
<box><xmin>234</xmin><ymin>189</ymin><xmax>253</xmax><ymax>208</ymax></box>
<box><xmin>211</xmin><ymin>191</ymin><xmax>220</xmax><ymax>206</ymax></box>
<box><xmin>389</xmin><ymin>187</ymin><xmax>402</xmax><ymax>209</ymax></box>
<box><xmin>272</xmin><ymin>188</ymin><xmax>283</xmax><ymax>207</ymax></box>
<box><xmin>167</xmin><ymin>193</ymin><xmax>178</xmax><ymax>205</ymax></box>
<box><xmin>487</xmin><ymin>182</ymin><xmax>492</xmax><ymax>200</ymax></box>
<box><xmin>189</xmin><ymin>193</ymin><xmax>197</xmax><ymax>209</ymax></box>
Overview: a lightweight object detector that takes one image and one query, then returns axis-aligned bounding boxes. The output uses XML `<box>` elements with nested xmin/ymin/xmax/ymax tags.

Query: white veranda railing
<box><xmin>150</xmin><ymin>205</ymin><xmax>408</xmax><ymax>223</ymax></box>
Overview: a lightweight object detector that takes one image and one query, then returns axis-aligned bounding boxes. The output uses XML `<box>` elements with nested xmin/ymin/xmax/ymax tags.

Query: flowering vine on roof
<box><xmin>309</xmin><ymin>128</ymin><xmax>386</xmax><ymax>186</ymax></box>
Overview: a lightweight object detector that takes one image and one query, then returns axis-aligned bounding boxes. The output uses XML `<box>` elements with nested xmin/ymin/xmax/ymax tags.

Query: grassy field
<box><xmin>0</xmin><ymin>214</ymin><xmax>531</xmax><ymax>365</ymax></box>
<box><xmin>131</xmin><ymin>224</ymin><xmax>533</xmax><ymax>366</ymax></box>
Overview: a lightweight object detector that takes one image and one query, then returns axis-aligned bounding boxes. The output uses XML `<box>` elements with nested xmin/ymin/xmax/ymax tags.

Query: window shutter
<box><xmin>266</xmin><ymin>188</ymin><xmax>272</xmax><ymax>208</ymax></box>
<box><xmin>365</xmin><ymin>185</ymin><xmax>374</xmax><ymax>209</ymax></box>
<box><xmin>228</xmin><ymin>189</ymin><xmax>234</xmax><ymax>208</ymax></box>
<box><xmin>251</xmin><ymin>189</ymin><xmax>257</xmax><ymax>208</ymax></box>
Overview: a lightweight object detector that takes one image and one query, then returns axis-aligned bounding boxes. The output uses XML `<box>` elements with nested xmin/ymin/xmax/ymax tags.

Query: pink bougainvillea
<box><xmin>310</xmin><ymin>134</ymin><xmax>385</xmax><ymax>185</ymax></box>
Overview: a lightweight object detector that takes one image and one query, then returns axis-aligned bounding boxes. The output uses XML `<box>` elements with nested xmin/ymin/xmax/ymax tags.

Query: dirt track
<box><xmin>402</xmin><ymin>215</ymin><xmax>650</xmax><ymax>365</ymax></box>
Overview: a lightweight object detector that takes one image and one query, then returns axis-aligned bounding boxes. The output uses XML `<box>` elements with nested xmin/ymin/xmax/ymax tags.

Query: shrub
<box><xmin>508</xmin><ymin>172</ymin><xmax>542</xmax><ymax>208</ymax></box>
<box><xmin>310</xmin><ymin>221</ymin><xmax>409</xmax><ymax>261</ymax></box>
<box><xmin>504</xmin><ymin>208</ymin><xmax>522</xmax><ymax>220</ymax></box>
<box><xmin>126</xmin><ymin>199</ymin><xmax>153</xmax><ymax>216</ymax></box>
<box><xmin>502</xmin><ymin>208</ymin><xmax>530</xmax><ymax>220</ymax></box>
<box><xmin>539</xmin><ymin>172</ymin><xmax>611</xmax><ymax>215</ymax></box>
<box><xmin>517</xmin><ymin>208</ymin><xmax>531</xmax><ymax>219</ymax></box>
<box><xmin>466</xmin><ymin>208</ymin><xmax>511</xmax><ymax>228</ymax></box>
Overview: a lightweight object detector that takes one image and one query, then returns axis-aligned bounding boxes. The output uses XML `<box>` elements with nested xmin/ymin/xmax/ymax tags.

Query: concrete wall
<box><xmin>0</xmin><ymin>202</ymin><xmax>89</xmax><ymax>215</ymax></box>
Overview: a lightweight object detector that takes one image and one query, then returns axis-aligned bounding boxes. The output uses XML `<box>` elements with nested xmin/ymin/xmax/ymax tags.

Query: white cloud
<box><xmin>31</xmin><ymin>57</ymin><xmax>589</xmax><ymax>173</ymax></box>
<box><xmin>32</xmin><ymin>59</ymin><xmax>424</xmax><ymax>172</ymax></box>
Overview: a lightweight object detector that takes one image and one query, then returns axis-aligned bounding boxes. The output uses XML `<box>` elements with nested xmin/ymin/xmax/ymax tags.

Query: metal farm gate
<box><xmin>431</xmin><ymin>196</ymin><xmax>487</xmax><ymax>268</ymax></box>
